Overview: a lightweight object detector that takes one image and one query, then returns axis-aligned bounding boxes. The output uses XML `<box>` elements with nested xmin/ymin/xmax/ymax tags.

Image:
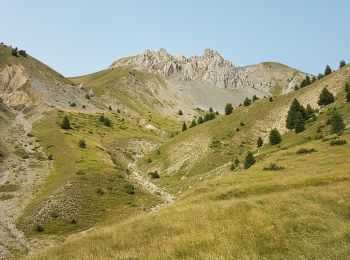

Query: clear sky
<box><xmin>2</xmin><ymin>0</ymin><xmax>349</xmax><ymax>77</ymax></box>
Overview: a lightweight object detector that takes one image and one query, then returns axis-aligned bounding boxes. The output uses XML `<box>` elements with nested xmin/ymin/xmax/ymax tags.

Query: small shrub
<box><xmin>230</xmin><ymin>163</ymin><xmax>236</xmax><ymax>171</ymax></box>
<box><xmin>296</xmin><ymin>148</ymin><xmax>317</xmax><ymax>154</ymax></box>
<box><xmin>244</xmin><ymin>151</ymin><xmax>255</xmax><ymax>169</ymax></box>
<box><xmin>34</xmin><ymin>225</ymin><xmax>44</xmax><ymax>232</ymax></box>
<box><xmin>148</xmin><ymin>171</ymin><xmax>160</xmax><ymax>179</ymax></box>
<box><xmin>178</xmin><ymin>110</ymin><xmax>183</xmax><ymax>115</ymax></box>
<box><xmin>48</xmin><ymin>154</ymin><xmax>53</xmax><ymax>160</ymax></box>
<box><xmin>75</xmin><ymin>170</ymin><xmax>86</xmax><ymax>175</ymax></box>
<box><xmin>70</xmin><ymin>102</ymin><xmax>77</xmax><ymax>107</ymax></box>
<box><xmin>85</xmin><ymin>93</ymin><xmax>90</xmax><ymax>99</ymax></box>
<box><xmin>68</xmin><ymin>218</ymin><xmax>77</xmax><ymax>224</ymax></box>
<box><xmin>96</xmin><ymin>188</ymin><xmax>105</xmax><ymax>195</ymax></box>
<box><xmin>330</xmin><ymin>139</ymin><xmax>347</xmax><ymax>146</ymax></box>
<box><xmin>60</xmin><ymin>115</ymin><xmax>71</xmax><ymax>129</ymax></box>
<box><xmin>240</xmin><ymin>121</ymin><xmax>245</xmax><ymax>126</ymax></box>
<box><xmin>78</xmin><ymin>139</ymin><xmax>86</xmax><ymax>148</ymax></box>
<box><xmin>234</xmin><ymin>158</ymin><xmax>240</xmax><ymax>165</ymax></box>
<box><xmin>103</xmin><ymin>117</ymin><xmax>111</xmax><ymax>127</ymax></box>
<box><xmin>124</xmin><ymin>184</ymin><xmax>135</xmax><ymax>194</ymax></box>
<box><xmin>147</xmin><ymin>157</ymin><xmax>152</xmax><ymax>163</ymax></box>
<box><xmin>263</xmin><ymin>163</ymin><xmax>285</xmax><ymax>171</ymax></box>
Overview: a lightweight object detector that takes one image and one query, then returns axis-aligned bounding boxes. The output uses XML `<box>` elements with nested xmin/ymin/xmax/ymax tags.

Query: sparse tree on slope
<box><xmin>225</xmin><ymin>103</ymin><xmax>233</xmax><ymax>115</ymax></box>
<box><xmin>243</xmin><ymin>97</ymin><xmax>251</xmax><ymax>106</ymax></box>
<box><xmin>269</xmin><ymin>128</ymin><xmax>282</xmax><ymax>145</ymax></box>
<box><xmin>286</xmin><ymin>98</ymin><xmax>306</xmax><ymax>129</ymax></box>
<box><xmin>190</xmin><ymin>119</ymin><xmax>197</xmax><ymax>128</ymax></box>
<box><xmin>305</xmin><ymin>104</ymin><xmax>315</xmax><ymax>120</ymax></box>
<box><xmin>61</xmin><ymin>115</ymin><xmax>71</xmax><ymax>129</ymax></box>
<box><xmin>329</xmin><ymin>112</ymin><xmax>345</xmax><ymax>134</ymax></box>
<box><xmin>294</xmin><ymin>112</ymin><xmax>305</xmax><ymax>133</ymax></box>
<box><xmin>197</xmin><ymin>116</ymin><xmax>204</xmax><ymax>125</ymax></box>
<box><xmin>318</xmin><ymin>87</ymin><xmax>335</xmax><ymax>106</ymax></box>
<box><xmin>244</xmin><ymin>151</ymin><xmax>256</xmax><ymax>169</ymax></box>
<box><xmin>324</xmin><ymin>65</ymin><xmax>332</xmax><ymax>76</ymax></box>
<box><xmin>339</xmin><ymin>60</ymin><xmax>346</xmax><ymax>69</ymax></box>
<box><xmin>257</xmin><ymin>137</ymin><xmax>263</xmax><ymax>147</ymax></box>
<box><xmin>182</xmin><ymin>122</ymin><xmax>187</xmax><ymax>131</ymax></box>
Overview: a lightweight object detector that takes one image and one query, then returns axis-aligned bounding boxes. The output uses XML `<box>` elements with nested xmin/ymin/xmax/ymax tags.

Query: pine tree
<box><xmin>197</xmin><ymin>116</ymin><xmax>204</xmax><ymax>124</ymax></box>
<box><xmin>209</xmin><ymin>107</ymin><xmax>213</xmax><ymax>113</ymax></box>
<box><xmin>182</xmin><ymin>122</ymin><xmax>187</xmax><ymax>131</ymax></box>
<box><xmin>269</xmin><ymin>128</ymin><xmax>281</xmax><ymax>145</ymax></box>
<box><xmin>269</xmin><ymin>97</ymin><xmax>273</xmax><ymax>102</ymax></box>
<box><xmin>317</xmin><ymin>73</ymin><xmax>324</xmax><ymax>80</ymax></box>
<box><xmin>18</xmin><ymin>50</ymin><xmax>27</xmax><ymax>57</ymax></box>
<box><xmin>329</xmin><ymin>112</ymin><xmax>345</xmax><ymax>134</ymax></box>
<box><xmin>305</xmin><ymin>104</ymin><xmax>315</xmax><ymax>120</ymax></box>
<box><xmin>294</xmin><ymin>84</ymin><xmax>299</xmax><ymax>91</ymax></box>
<box><xmin>243</xmin><ymin>97</ymin><xmax>251</xmax><ymax>106</ymax></box>
<box><xmin>346</xmin><ymin>84</ymin><xmax>350</xmax><ymax>102</ymax></box>
<box><xmin>312</xmin><ymin>76</ymin><xmax>317</xmax><ymax>83</ymax></box>
<box><xmin>99</xmin><ymin>114</ymin><xmax>105</xmax><ymax>122</ymax></box>
<box><xmin>244</xmin><ymin>151</ymin><xmax>256</xmax><ymax>169</ymax></box>
<box><xmin>225</xmin><ymin>103</ymin><xmax>233</xmax><ymax>115</ymax></box>
<box><xmin>61</xmin><ymin>115</ymin><xmax>71</xmax><ymax>129</ymax></box>
<box><xmin>257</xmin><ymin>137</ymin><xmax>263</xmax><ymax>147</ymax></box>
<box><xmin>318</xmin><ymin>87</ymin><xmax>335</xmax><ymax>106</ymax></box>
<box><xmin>294</xmin><ymin>112</ymin><xmax>305</xmax><ymax>133</ymax></box>
<box><xmin>324</xmin><ymin>65</ymin><xmax>332</xmax><ymax>76</ymax></box>
<box><xmin>286</xmin><ymin>98</ymin><xmax>306</xmax><ymax>129</ymax></box>
<box><xmin>11</xmin><ymin>48</ymin><xmax>17</xmax><ymax>56</ymax></box>
<box><xmin>178</xmin><ymin>110</ymin><xmax>183</xmax><ymax>115</ymax></box>
<box><xmin>190</xmin><ymin>119</ymin><xmax>197</xmax><ymax>128</ymax></box>
<box><xmin>103</xmin><ymin>117</ymin><xmax>111</xmax><ymax>127</ymax></box>
<box><xmin>339</xmin><ymin>60</ymin><xmax>346</xmax><ymax>69</ymax></box>
<box><xmin>252</xmin><ymin>95</ymin><xmax>259</xmax><ymax>101</ymax></box>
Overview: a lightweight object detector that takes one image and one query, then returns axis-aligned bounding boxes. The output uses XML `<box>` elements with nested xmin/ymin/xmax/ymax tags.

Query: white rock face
<box><xmin>109</xmin><ymin>49</ymin><xmax>309</xmax><ymax>94</ymax></box>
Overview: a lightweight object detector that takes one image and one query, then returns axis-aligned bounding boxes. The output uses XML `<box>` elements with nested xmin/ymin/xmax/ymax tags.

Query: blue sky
<box><xmin>2</xmin><ymin>0</ymin><xmax>349</xmax><ymax>76</ymax></box>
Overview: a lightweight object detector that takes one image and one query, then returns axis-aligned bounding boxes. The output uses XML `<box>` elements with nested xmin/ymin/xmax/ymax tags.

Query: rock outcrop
<box><xmin>110</xmin><ymin>48</ymin><xmax>309</xmax><ymax>94</ymax></box>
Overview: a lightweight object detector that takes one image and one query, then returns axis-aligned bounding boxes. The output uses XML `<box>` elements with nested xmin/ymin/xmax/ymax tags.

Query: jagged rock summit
<box><xmin>110</xmin><ymin>48</ymin><xmax>308</xmax><ymax>93</ymax></box>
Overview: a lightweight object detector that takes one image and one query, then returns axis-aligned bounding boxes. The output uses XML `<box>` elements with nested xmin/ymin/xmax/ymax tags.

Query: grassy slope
<box><xmin>70</xmin><ymin>67</ymin><xmax>180</xmax><ymax>134</ymax></box>
<box><xmin>17</xmin><ymin>109</ymin><xmax>163</xmax><ymax>237</ymax></box>
<box><xmin>137</xmin><ymin>65</ymin><xmax>350</xmax><ymax>193</ymax></box>
<box><xmin>29</xmin><ymin>66</ymin><xmax>350</xmax><ymax>259</ymax></box>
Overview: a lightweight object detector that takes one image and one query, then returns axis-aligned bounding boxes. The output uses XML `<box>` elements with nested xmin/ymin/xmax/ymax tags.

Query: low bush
<box><xmin>330</xmin><ymin>139</ymin><xmax>347</xmax><ymax>146</ymax></box>
<box><xmin>34</xmin><ymin>224</ymin><xmax>44</xmax><ymax>232</ymax></box>
<box><xmin>124</xmin><ymin>184</ymin><xmax>135</xmax><ymax>194</ymax></box>
<box><xmin>148</xmin><ymin>171</ymin><xmax>160</xmax><ymax>179</ymax></box>
<box><xmin>296</xmin><ymin>148</ymin><xmax>317</xmax><ymax>154</ymax></box>
<box><xmin>263</xmin><ymin>163</ymin><xmax>285</xmax><ymax>171</ymax></box>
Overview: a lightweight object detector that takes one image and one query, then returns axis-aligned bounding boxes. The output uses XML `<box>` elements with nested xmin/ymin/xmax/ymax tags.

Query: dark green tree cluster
<box><xmin>244</xmin><ymin>151</ymin><xmax>256</xmax><ymax>169</ymax></box>
<box><xmin>243</xmin><ymin>97</ymin><xmax>251</xmax><ymax>106</ymax></box>
<box><xmin>329</xmin><ymin>111</ymin><xmax>345</xmax><ymax>134</ymax></box>
<box><xmin>225</xmin><ymin>103</ymin><xmax>233</xmax><ymax>115</ymax></box>
<box><xmin>252</xmin><ymin>95</ymin><xmax>259</xmax><ymax>102</ymax></box>
<box><xmin>269</xmin><ymin>128</ymin><xmax>282</xmax><ymax>145</ymax></box>
<box><xmin>345</xmin><ymin>83</ymin><xmax>350</xmax><ymax>102</ymax></box>
<box><xmin>204</xmin><ymin>112</ymin><xmax>216</xmax><ymax>122</ymax></box>
<box><xmin>197</xmin><ymin>116</ymin><xmax>204</xmax><ymax>125</ymax></box>
<box><xmin>286</xmin><ymin>98</ymin><xmax>314</xmax><ymax>133</ymax></box>
<box><xmin>18</xmin><ymin>50</ymin><xmax>27</xmax><ymax>57</ymax></box>
<box><xmin>190</xmin><ymin>119</ymin><xmax>197</xmax><ymax>128</ymax></box>
<box><xmin>318</xmin><ymin>87</ymin><xmax>335</xmax><ymax>106</ymax></box>
<box><xmin>11</xmin><ymin>48</ymin><xmax>18</xmax><ymax>57</ymax></box>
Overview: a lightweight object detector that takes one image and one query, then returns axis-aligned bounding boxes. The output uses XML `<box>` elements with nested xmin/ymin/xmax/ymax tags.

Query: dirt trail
<box><xmin>127</xmin><ymin>163</ymin><xmax>174</xmax><ymax>211</ymax></box>
<box><xmin>0</xmin><ymin>111</ymin><xmax>50</xmax><ymax>259</ymax></box>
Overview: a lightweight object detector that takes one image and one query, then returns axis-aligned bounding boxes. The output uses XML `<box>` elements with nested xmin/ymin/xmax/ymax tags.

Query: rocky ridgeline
<box><xmin>109</xmin><ymin>48</ymin><xmax>308</xmax><ymax>93</ymax></box>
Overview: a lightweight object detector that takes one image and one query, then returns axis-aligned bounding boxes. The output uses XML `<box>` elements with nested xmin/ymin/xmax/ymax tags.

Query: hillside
<box><xmin>0</xmin><ymin>41</ymin><xmax>349</xmax><ymax>259</ymax></box>
<box><xmin>29</xmin><ymin>65</ymin><xmax>350</xmax><ymax>259</ymax></box>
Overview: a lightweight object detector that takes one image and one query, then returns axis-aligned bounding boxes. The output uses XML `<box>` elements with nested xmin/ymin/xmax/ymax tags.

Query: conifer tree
<box><xmin>318</xmin><ymin>87</ymin><xmax>335</xmax><ymax>106</ymax></box>
<box><xmin>286</xmin><ymin>98</ymin><xmax>306</xmax><ymax>129</ymax></box>
<box><xmin>269</xmin><ymin>128</ymin><xmax>282</xmax><ymax>145</ymax></box>
<box><xmin>209</xmin><ymin>107</ymin><xmax>213</xmax><ymax>113</ymax></box>
<box><xmin>339</xmin><ymin>60</ymin><xmax>346</xmax><ymax>69</ymax></box>
<box><xmin>243</xmin><ymin>97</ymin><xmax>251</xmax><ymax>106</ymax></box>
<box><xmin>252</xmin><ymin>95</ymin><xmax>259</xmax><ymax>101</ymax></box>
<box><xmin>294</xmin><ymin>112</ymin><xmax>305</xmax><ymax>133</ymax></box>
<box><xmin>329</xmin><ymin>112</ymin><xmax>345</xmax><ymax>134</ymax></box>
<box><xmin>305</xmin><ymin>104</ymin><xmax>315</xmax><ymax>120</ymax></box>
<box><xmin>244</xmin><ymin>151</ymin><xmax>256</xmax><ymax>169</ymax></box>
<box><xmin>103</xmin><ymin>117</ymin><xmax>111</xmax><ymax>127</ymax></box>
<box><xmin>182</xmin><ymin>122</ymin><xmax>187</xmax><ymax>131</ymax></box>
<box><xmin>197</xmin><ymin>116</ymin><xmax>204</xmax><ymax>124</ymax></box>
<box><xmin>61</xmin><ymin>115</ymin><xmax>71</xmax><ymax>129</ymax></box>
<box><xmin>178</xmin><ymin>110</ymin><xmax>183</xmax><ymax>115</ymax></box>
<box><xmin>257</xmin><ymin>137</ymin><xmax>263</xmax><ymax>147</ymax></box>
<box><xmin>190</xmin><ymin>119</ymin><xmax>197</xmax><ymax>128</ymax></box>
<box><xmin>225</xmin><ymin>103</ymin><xmax>233</xmax><ymax>115</ymax></box>
<box><xmin>324</xmin><ymin>65</ymin><xmax>332</xmax><ymax>76</ymax></box>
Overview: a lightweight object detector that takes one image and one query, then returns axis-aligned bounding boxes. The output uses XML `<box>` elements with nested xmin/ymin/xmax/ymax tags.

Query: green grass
<box><xmin>17</xmin><ymin>109</ymin><xmax>163</xmax><ymax>237</ymax></box>
<box><xmin>29</xmin><ymin>118</ymin><xmax>350</xmax><ymax>259</ymax></box>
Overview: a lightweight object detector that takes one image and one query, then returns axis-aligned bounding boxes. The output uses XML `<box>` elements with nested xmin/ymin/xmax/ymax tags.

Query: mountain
<box><xmin>30</xmin><ymin>64</ymin><xmax>350</xmax><ymax>260</ymax></box>
<box><xmin>1</xmin><ymin>42</ymin><xmax>349</xmax><ymax>259</ymax></box>
<box><xmin>110</xmin><ymin>48</ymin><xmax>308</xmax><ymax>93</ymax></box>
